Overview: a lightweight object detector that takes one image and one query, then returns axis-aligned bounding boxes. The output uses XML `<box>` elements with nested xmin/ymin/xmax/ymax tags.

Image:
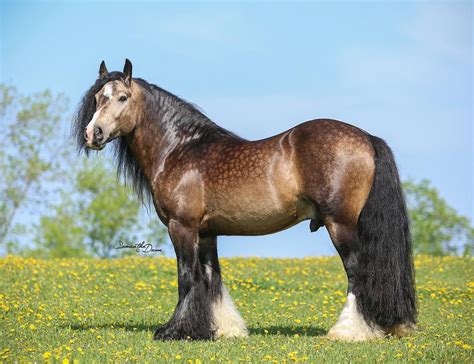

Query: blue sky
<box><xmin>1</xmin><ymin>0</ymin><xmax>472</xmax><ymax>257</ymax></box>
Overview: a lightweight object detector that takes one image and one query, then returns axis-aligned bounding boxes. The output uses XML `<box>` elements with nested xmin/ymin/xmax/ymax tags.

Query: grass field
<box><xmin>0</xmin><ymin>255</ymin><xmax>472</xmax><ymax>363</ymax></box>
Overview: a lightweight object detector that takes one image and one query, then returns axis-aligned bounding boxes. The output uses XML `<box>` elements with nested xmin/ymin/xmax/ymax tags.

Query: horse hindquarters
<box><xmin>326</xmin><ymin>135</ymin><xmax>417</xmax><ymax>340</ymax></box>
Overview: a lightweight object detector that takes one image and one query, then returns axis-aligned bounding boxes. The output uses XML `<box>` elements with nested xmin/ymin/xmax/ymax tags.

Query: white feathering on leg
<box><xmin>212</xmin><ymin>285</ymin><xmax>248</xmax><ymax>338</ymax></box>
<box><xmin>327</xmin><ymin>293</ymin><xmax>384</xmax><ymax>341</ymax></box>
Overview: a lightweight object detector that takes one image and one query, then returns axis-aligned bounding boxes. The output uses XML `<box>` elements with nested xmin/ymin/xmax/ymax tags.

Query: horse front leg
<box><xmin>153</xmin><ymin>220</ymin><xmax>214</xmax><ymax>340</ymax></box>
<box><xmin>199</xmin><ymin>236</ymin><xmax>248</xmax><ymax>339</ymax></box>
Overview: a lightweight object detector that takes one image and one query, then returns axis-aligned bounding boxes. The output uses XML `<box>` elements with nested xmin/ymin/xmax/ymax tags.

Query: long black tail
<box><xmin>354</xmin><ymin>135</ymin><xmax>417</xmax><ymax>328</ymax></box>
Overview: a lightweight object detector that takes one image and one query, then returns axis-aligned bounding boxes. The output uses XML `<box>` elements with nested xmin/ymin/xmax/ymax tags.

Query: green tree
<box><xmin>0</xmin><ymin>84</ymin><xmax>68</xmax><ymax>253</ymax></box>
<box><xmin>1</xmin><ymin>84</ymin><xmax>166</xmax><ymax>258</ymax></box>
<box><xmin>403</xmin><ymin>179</ymin><xmax>474</xmax><ymax>256</ymax></box>
<box><xmin>34</xmin><ymin>205</ymin><xmax>89</xmax><ymax>258</ymax></box>
<box><xmin>33</xmin><ymin>158</ymin><xmax>166</xmax><ymax>258</ymax></box>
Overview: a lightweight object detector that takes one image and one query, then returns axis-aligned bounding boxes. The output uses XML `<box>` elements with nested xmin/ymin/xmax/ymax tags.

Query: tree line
<box><xmin>1</xmin><ymin>85</ymin><xmax>472</xmax><ymax>257</ymax></box>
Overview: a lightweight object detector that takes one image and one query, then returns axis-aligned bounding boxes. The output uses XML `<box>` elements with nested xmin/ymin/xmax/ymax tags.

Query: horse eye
<box><xmin>119</xmin><ymin>95</ymin><xmax>128</xmax><ymax>102</ymax></box>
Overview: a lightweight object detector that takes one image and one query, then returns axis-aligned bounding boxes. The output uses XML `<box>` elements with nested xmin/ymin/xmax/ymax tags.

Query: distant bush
<box><xmin>404</xmin><ymin>179</ymin><xmax>473</xmax><ymax>256</ymax></box>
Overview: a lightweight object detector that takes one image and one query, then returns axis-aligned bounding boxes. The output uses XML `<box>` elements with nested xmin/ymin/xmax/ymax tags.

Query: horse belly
<box><xmin>201</xmin><ymin>131</ymin><xmax>316</xmax><ymax>235</ymax></box>
<box><xmin>203</xmin><ymin>196</ymin><xmax>316</xmax><ymax>236</ymax></box>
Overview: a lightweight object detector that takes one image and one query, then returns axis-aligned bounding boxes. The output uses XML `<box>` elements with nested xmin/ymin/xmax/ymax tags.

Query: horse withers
<box><xmin>73</xmin><ymin>59</ymin><xmax>417</xmax><ymax>341</ymax></box>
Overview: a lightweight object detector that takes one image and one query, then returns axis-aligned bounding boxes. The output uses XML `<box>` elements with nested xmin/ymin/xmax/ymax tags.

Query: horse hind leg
<box><xmin>325</xmin><ymin>220</ymin><xmax>385</xmax><ymax>341</ymax></box>
<box><xmin>199</xmin><ymin>236</ymin><xmax>248</xmax><ymax>339</ymax></box>
<box><xmin>305</xmin><ymin>133</ymin><xmax>416</xmax><ymax>340</ymax></box>
<box><xmin>324</xmin><ymin>201</ymin><xmax>417</xmax><ymax>341</ymax></box>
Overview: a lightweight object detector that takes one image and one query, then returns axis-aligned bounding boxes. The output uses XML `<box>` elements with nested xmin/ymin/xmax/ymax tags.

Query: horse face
<box><xmin>85</xmin><ymin>60</ymin><xmax>138</xmax><ymax>150</ymax></box>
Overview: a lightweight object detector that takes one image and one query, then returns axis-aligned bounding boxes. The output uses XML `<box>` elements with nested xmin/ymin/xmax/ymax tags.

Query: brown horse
<box><xmin>73</xmin><ymin>59</ymin><xmax>416</xmax><ymax>341</ymax></box>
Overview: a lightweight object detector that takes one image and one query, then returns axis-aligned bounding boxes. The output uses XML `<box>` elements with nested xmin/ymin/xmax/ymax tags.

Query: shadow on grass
<box><xmin>65</xmin><ymin>323</ymin><xmax>326</xmax><ymax>337</ymax></box>
<box><xmin>249</xmin><ymin>325</ymin><xmax>326</xmax><ymax>337</ymax></box>
<box><xmin>65</xmin><ymin>322</ymin><xmax>159</xmax><ymax>332</ymax></box>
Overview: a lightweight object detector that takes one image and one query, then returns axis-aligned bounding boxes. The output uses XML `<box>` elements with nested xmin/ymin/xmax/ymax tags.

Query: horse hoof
<box><xmin>153</xmin><ymin>323</ymin><xmax>176</xmax><ymax>341</ymax></box>
<box><xmin>327</xmin><ymin>320</ymin><xmax>384</xmax><ymax>342</ymax></box>
<box><xmin>326</xmin><ymin>327</ymin><xmax>384</xmax><ymax>342</ymax></box>
<box><xmin>153</xmin><ymin>327</ymin><xmax>186</xmax><ymax>341</ymax></box>
<box><xmin>153</xmin><ymin>330</ymin><xmax>179</xmax><ymax>341</ymax></box>
<box><xmin>153</xmin><ymin>324</ymin><xmax>214</xmax><ymax>341</ymax></box>
<box><xmin>386</xmin><ymin>322</ymin><xmax>417</xmax><ymax>338</ymax></box>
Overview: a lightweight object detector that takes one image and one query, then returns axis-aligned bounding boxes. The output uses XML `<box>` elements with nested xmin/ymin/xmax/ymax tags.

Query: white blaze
<box><xmin>85</xmin><ymin>108</ymin><xmax>101</xmax><ymax>142</ymax></box>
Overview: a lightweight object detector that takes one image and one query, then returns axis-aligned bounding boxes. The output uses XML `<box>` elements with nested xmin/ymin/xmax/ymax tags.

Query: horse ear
<box><xmin>99</xmin><ymin>60</ymin><xmax>108</xmax><ymax>78</ymax></box>
<box><xmin>123</xmin><ymin>58</ymin><xmax>133</xmax><ymax>84</ymax></box>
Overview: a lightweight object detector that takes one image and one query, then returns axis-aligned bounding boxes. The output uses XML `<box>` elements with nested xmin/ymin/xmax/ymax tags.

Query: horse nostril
<box><xmin>84</xmin><ymin>129</ymin><xmax>88</xmax><ymax>141</ymax></box>
<box><xmin>94</xmin><ymin>126</ymin><xmax>104</xmax><ymax>142</ymax></box>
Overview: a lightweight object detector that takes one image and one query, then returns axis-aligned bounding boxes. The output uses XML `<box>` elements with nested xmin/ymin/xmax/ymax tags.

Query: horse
<box><xmin>72</xmin><ymin>59</ymin><xmax>417</xmax><ymax>341</ymax></box>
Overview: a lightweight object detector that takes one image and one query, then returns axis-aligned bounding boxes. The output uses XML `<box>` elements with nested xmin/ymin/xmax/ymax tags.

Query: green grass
<box><xmin>0</xmin><ymin>255</ymin><xmax>472</xmax><ymax>363</ymax></box>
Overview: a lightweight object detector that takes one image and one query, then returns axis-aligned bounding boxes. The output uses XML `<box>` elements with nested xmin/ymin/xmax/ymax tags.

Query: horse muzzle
<box><xmin>84</xmin><ymin>125</ymin><xmax>108</xmax><ymax>150</ymax></box>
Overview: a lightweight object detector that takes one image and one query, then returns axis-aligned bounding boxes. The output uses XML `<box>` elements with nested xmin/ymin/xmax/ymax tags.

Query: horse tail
<box><xmin>354</xmin><ymin>134</ymin><xmax>417</xmax><ymax>329</ymax></box>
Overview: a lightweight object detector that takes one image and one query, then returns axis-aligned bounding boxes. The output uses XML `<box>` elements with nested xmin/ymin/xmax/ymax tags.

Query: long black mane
<box><xmin>72</xmin><ymin>72</ymin><xmax>241</xmax><ymax>201</ymax></box>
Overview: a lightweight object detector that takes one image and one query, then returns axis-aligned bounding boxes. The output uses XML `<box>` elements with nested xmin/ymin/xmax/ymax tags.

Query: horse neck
<box><xmin>124</xmin><ymin>89</ymin><xmax>236</xmax><ymax>185</ymax></box>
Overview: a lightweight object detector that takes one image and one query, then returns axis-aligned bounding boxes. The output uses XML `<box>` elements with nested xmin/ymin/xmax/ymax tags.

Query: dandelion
<box><xmin>0</xmin><ymin>255</ymin><xmax>471</xmax><ymax>362</ymax></box>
